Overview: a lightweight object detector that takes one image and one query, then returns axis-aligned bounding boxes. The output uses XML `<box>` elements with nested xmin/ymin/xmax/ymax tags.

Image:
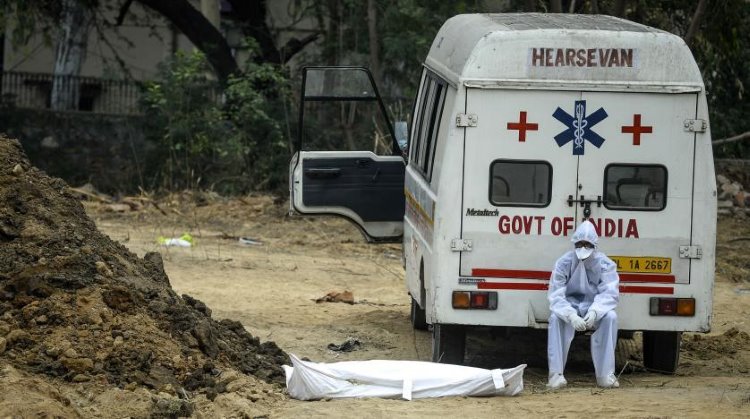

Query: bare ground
<box><xmin>76</xmin><ymin>193</ymin><xmax>750</xmax><ymax>418</ymax></box>
<box><xmin>5</xmin><ymin>132</ymin><xmax>747</xmax><ymax>417</ymax></box>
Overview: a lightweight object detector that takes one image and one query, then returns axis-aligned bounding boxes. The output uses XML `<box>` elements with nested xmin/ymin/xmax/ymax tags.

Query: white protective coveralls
<box><xmin>547</xmin><ymin>220</ymin><xmax>620</xmax><ymax>388</ymax></box>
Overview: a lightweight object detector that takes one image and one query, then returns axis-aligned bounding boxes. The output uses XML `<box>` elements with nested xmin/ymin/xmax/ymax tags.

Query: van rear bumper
<box><xmin>432</xmin><ymin>285</ymin><xmax>711</xmax><ymax>333</ymax></box>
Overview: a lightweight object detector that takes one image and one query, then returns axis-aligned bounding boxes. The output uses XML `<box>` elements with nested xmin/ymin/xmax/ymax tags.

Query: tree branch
<box><xmin>613</xmin><ymin>0</ymin><xmax>628</xmax><ymax>17</ymax></box>
<box><xmin>550</xmin><ymin>0</ymin><xmax>562</xmax><ymax>13</ymax></box>
<box><xmin>91</xmin><ymin>8</ymin><xmax>135</xmax><ymax>80</ymax></box>
<box><xmin>279</xmin><ymin>33</ymin><xmax>319</xmax><ymax>63</ymax></box>
<box><xmin>684</xmin><ymin>0</ymin><xmax>709</xmax><ymax>48</ymax></box>
<box><xmin>712</xmin><ymin>130</ymin><xmax>750</xmax><ymax>146</ymax></box>
<box><xmin>227</xmin><ymin>0</ymin><xmax>281</xmax><ymax>63</ymax></box>
<box><xmin>590</xmin><ymin>0</ymin><xmax>600</xmax><ymax>14</ymax></box>
<box><xmin>136</xmin><ymin>0</ymin><xmax>239</xmax><ymax>83</ymax></box>
<box><xmin>115</xmin><ymin>0</ymin><xmax>134</xmax><ymax>26</ymax></box>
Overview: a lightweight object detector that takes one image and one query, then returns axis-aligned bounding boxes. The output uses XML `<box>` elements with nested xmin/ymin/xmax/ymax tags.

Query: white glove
<box><xmin>583</xmin><ymin>311</ymin><xmax>597</xmax><ymax>330</ymax></box>
<box><xmin>569</xmin><ymin>314</ymin><xmax>587</xmax><ymax>332</ymax></box>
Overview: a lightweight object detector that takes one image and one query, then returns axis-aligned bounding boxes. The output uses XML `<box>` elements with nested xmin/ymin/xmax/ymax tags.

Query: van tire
<box><xmin>431</xmin><ymin>323</ymin><xmax>465</xmax><ymax>364</ymax></box>
<box><xmin>642</xmin><ymin>331</ymin><xmax>681</xmax><ymax>373</ymax></box>
<box><xmin>410</xmin><ymin>297</ymin><xmax>428</xmax><ymax>330</ymax></box>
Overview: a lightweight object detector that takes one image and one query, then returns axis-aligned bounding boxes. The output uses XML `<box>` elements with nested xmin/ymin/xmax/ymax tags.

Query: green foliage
<box><xmin>297</xmin><ymin>0</ymin><xmax>486</xmax><ymax>155</ymax></box>
<box><xmin>0</xmin><ymin>0</ymin><xmax>59</xmax><ymax>48</ymax></box>
<box><xmin>310</xmin><ymin>0</ymin><xmax>484</xmax><ymax>99</ymax></box>
<box><xmin>302</xmin><ymin>0</ymin><xmax>749</xmax><ymax>157</ymax></box>
<box><xmin>224</xmin><ymin>40</ymin><xmax>291</xmax><ymax>191</ymax></box>
<box><xmin>691</xmin><ymin>1</ymin><xmax>750</xmax><ymax>157</ymax></box>
<box><xmin>379</xmin><ymin>0</ymin><xmax>483</xmax><ymax>99</ymax></box>
<box><xmin>631</xmin><ymin>0</ymin><xmax>750</xmax><ymax>156</ymax></box>
<box><xmin>142</xmin><ymin>46</ymin><xmax>289</xmax><ymax>193</ymax></box>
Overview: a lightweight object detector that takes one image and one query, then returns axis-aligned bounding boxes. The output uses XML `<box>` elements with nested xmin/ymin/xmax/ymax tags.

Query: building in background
<box><xmin>0</xmin><ymin>0</ymin><xmax>313</xmax><ymax>114</ymax></box>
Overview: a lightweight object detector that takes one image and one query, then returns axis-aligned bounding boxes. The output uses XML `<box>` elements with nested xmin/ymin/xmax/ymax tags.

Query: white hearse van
<box><xmin>290</xmin><ymin>13</ymin><xmax>716</xmax><ymax>373</ymax></box>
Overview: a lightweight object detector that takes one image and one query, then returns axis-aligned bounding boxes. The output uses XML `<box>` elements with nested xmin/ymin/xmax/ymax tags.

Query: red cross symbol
<box><xmin>507</xmin><ymin>111</ymin><xmax>538</xmax><ymax>142</ymax></box>
<box><xmin>621</xmin><ymin>114</ymin><xmax>653</xmax><ymax>145</ymax></box>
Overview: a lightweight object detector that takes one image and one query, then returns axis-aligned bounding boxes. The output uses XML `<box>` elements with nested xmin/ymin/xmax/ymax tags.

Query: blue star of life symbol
<box><xmin>552</xmin><ymin>100</ymin><xmax>608</xmax><ymax>155</ymax></box>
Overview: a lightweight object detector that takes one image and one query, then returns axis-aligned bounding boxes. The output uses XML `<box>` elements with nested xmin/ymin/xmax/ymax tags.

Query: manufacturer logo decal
<box><xmin>553</xmin><ymin>100</ymin><xmax>608</xmax><ymax>155</ymax></box>
<box><xmin>466</xmin><ymin>208</ymin><xmax>500</xmax><ymax>216</ymax></box>
<box><xmin>459</xmin><ymin>277</ymin><xmax>486</xmax><ymax>284</ymax></box>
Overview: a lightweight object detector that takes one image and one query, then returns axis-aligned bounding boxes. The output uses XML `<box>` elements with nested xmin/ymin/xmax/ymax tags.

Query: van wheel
<box><xmin>643</xmin><ymin>331</ymin><xmax>681</xmax><ymax>373</ymax></box>
<box><xmin>431</xmin><ymin>323</ymin><xmax>465</xmax><ymax>364</ymax></box>
<box><xmin>410</xmin><ymin>297</ymin><xmax>427</xmax><ymax>330</ymax></box>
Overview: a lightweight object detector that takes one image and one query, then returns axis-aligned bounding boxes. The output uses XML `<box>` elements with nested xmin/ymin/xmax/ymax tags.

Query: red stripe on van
<box><xmin>477</xmin><ymin>282</ymin><xmax>549</xmax><ymax>290</ymax></box>
<box><xmin>472</xmin><ymin>269</ymin><xmax>551</xmax><ymax>280</ymax></box>
<box><xmin>472</xmin><ymin>269</ymin><xmax>675</xmax><ymax>283</ymax></box>
<box><xmin>619</xmin><ymin>273</ymin><xmax>676</xmax><ymax>283</ymax></box>
<box><xmin>476</xmin><ymin>282</ymin><xmax>674</xmax><ymax>294</ymax></box>
<box><xmin>619</xmin><ymin>285</ymin><xmax>674</xmax><ymax>294</ymax></box>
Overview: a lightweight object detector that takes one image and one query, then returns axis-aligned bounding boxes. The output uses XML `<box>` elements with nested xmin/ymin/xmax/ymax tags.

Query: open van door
<box><xmin>289</xmin><ymin>67</ymin><xmax>406</xmax><ymax>242</ymax></box>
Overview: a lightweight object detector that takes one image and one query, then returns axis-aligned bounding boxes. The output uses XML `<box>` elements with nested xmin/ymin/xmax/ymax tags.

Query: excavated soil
<box><xmin>0</xmin><ymin>136</ymin><xmax>287</xmax><ymax>417</ymax></box>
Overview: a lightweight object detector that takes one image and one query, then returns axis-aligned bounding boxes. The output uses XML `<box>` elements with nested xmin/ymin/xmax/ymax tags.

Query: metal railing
<box><xmin>0</xmin><ymin>71</ymin><xmax>145</xmax><ymax>115</ymax></box>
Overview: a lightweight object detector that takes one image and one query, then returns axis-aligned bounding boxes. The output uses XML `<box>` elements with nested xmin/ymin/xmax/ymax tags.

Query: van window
<box><xmin>298</xmin><ymin>67</ymin><xmax>396</xmax><ymax>155</ymax></box>
<box><xmin>489</xmin><ymin>160</ymin><xmax>552</xmax><ymax>207</ymax></box>
<box><xmin>604</xmin><ymin>164</ymin><xmax>667</xmax><ymax>210</ymax></box>
<box><xmin>409</xmin><ymin>70</ymin><xmax>446</xmax><ymax>180</ymax></box>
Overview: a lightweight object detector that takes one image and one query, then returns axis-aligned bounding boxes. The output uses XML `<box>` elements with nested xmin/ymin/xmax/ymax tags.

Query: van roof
<box><xmin>484</xmin><ymin>13</ymin><xmax>656</xmax><ymax>32</ymax></box>
<box><xmin>425</xmin><ymin>14</ymin><xmax>703</xmax><ymax>91</ymax></box>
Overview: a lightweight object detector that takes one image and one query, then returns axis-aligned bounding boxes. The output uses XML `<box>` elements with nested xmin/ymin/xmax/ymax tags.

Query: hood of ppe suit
<box><xmin>571</xmin><ymin>220</ymin><xmax>599</xmax><ymax>247</ymax></box>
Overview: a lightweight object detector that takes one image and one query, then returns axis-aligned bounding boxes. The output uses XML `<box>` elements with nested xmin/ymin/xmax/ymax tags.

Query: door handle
<box><xmin>567</xmin><ymin>195</ymin><xmax>605</xmax><ymax>219</ymax></box>
<box><xmin>305</xmin><ymin>167</ymin><xmax>341</xmax><ymax>179</ymax></box>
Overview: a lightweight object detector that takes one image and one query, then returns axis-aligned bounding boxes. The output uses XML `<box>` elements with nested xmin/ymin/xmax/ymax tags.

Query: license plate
<box><xmin>609</xmin><ymin>256</ymin><xmax>671</xmax><ymax>274</ymax></box>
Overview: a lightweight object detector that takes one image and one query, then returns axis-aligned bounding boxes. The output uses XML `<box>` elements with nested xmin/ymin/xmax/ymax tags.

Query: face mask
<box><xmin>575</xmin><ymin>247</ymin><xmax>594</xmax><ymax>260</ymax></box>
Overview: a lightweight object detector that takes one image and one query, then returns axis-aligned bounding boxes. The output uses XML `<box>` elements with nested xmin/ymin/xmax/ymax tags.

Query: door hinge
<box><xmin>456</xmin><ymin>113</ymin><xmax>478</xmax><ymax>127</ymax></box>
<box><xmin>679</xmin><ymin>245</ymin><xmax>702</xmax><ymax>259</ymax></box>
<box><xmin>451</xmin><ymin>238</ymin><xmax>473</xmax><ymax>252</ymax></box>
<box><xmin>683</xmin><ymin>119</ymin><xmax>707</xmax><ymax>133</ymax></box>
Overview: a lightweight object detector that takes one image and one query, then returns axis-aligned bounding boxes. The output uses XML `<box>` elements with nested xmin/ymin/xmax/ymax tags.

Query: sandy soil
<box><xmin>83</xmin><ymin>193</ymin><xmax>750</xmax><ymax>418</ymax></box>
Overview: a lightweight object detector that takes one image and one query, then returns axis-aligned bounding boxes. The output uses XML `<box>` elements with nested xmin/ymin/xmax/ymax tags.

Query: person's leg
<box><xmin>548</xmin><ymin>313</ymin><xmax>575</xmax><ymax>375</ymax></box>
<box><xmin>591</xmin><ymin>310</ymin><xmax>618</xmax><ymax>387</ymax></box>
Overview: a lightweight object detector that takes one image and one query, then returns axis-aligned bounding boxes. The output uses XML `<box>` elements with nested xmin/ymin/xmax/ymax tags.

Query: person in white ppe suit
<box><xmin>547</xmin><ymin>220</ymin><xmax>620</xmax><ymax>389</ymax></box>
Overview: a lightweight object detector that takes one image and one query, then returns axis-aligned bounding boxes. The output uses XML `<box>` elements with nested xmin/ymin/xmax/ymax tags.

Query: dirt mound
<box><xmin>0</xmin><ymin>136</ymin><xmax>287</xmax><ymax>412</ymax></box>
<box><xmin>683</xmin><ymin>327</ymin><xmax>750</xmax><ymax>360</ymax></box>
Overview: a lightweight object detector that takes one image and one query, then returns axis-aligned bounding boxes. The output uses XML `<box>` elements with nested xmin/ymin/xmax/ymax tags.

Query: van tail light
<box><xmin>649</xmin><ymin>297</ymin><xmax>695</xmax><ymax>316</ymax></box>
<box><xmin>452</xmin><ymin>291</ymin><xmax>470</xmax><ymax>308</ymax></box>
<box><xmin>452</xmin><ymin>291</ymin><xmax>497</xmax><ymax>310</ymax></box>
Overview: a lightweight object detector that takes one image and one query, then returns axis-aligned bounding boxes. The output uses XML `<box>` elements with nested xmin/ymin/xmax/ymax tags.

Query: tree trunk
<box><xmin>568</xmin><ymin>0</ymin><xmax>577</xmax><ymax>13</ymax></box>
<box><xmin>612</xmin><ymin>0</ymin><xmax>628</xmax><ymax>17</ymax></box>
<box><xmin>684</xmin><ymin>0</ymin><xmax>709</xmax><ymax>48</ymax></box>
<box><xmin>367</xmin><ymin>0</ymin><xmax>382</xmax><ymax>88</ymax></box>
<box><xmin>226</xmin><ymin>0</ymin><xmax>319</xmax><ymax>64</ymax></box>
<box><xmin>51</xmin><ymin>0</ymin><xmax>92</xmax><ymax>111</ymax></box>
<box><xmin>524</xmin><ymin>0</ymin><xmax>536</xmax><ymax>12</ymax></box>
<box><xmin>319</xmin><ymin>0</ymin><xmax>341</xmax><ymax>66</ymax></box>
<box><xmin>590</xmin><ymin>0</ymin><xmax>600</xmax><ymax>14</ymax></box>
<box><xmin>550</xmin><ymin>0</ymin><xmax>563</xmax><ymax>13</ymax></box>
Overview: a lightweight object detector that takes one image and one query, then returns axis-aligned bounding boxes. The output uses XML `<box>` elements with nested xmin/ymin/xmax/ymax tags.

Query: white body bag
<box><xmin>283</xmin><ymin>354</ymin><xmax>526</xmax><ymax>400</ymax></box>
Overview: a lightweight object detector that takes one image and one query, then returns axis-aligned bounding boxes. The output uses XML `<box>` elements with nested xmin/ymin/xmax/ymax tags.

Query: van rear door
<box><xmin>459</xmin><ymin>88</ymin><xmax>580</xmax><ymax>284</ymax></box>
<box><xmin>460</xmin><ymin>88</ymin><xmax>698</xmax><ymax>292</ymax></box>
<box><xmin>577</xmin><ymin>91</ymin><xmax>698</xmax><ymax>287</ymax></box>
